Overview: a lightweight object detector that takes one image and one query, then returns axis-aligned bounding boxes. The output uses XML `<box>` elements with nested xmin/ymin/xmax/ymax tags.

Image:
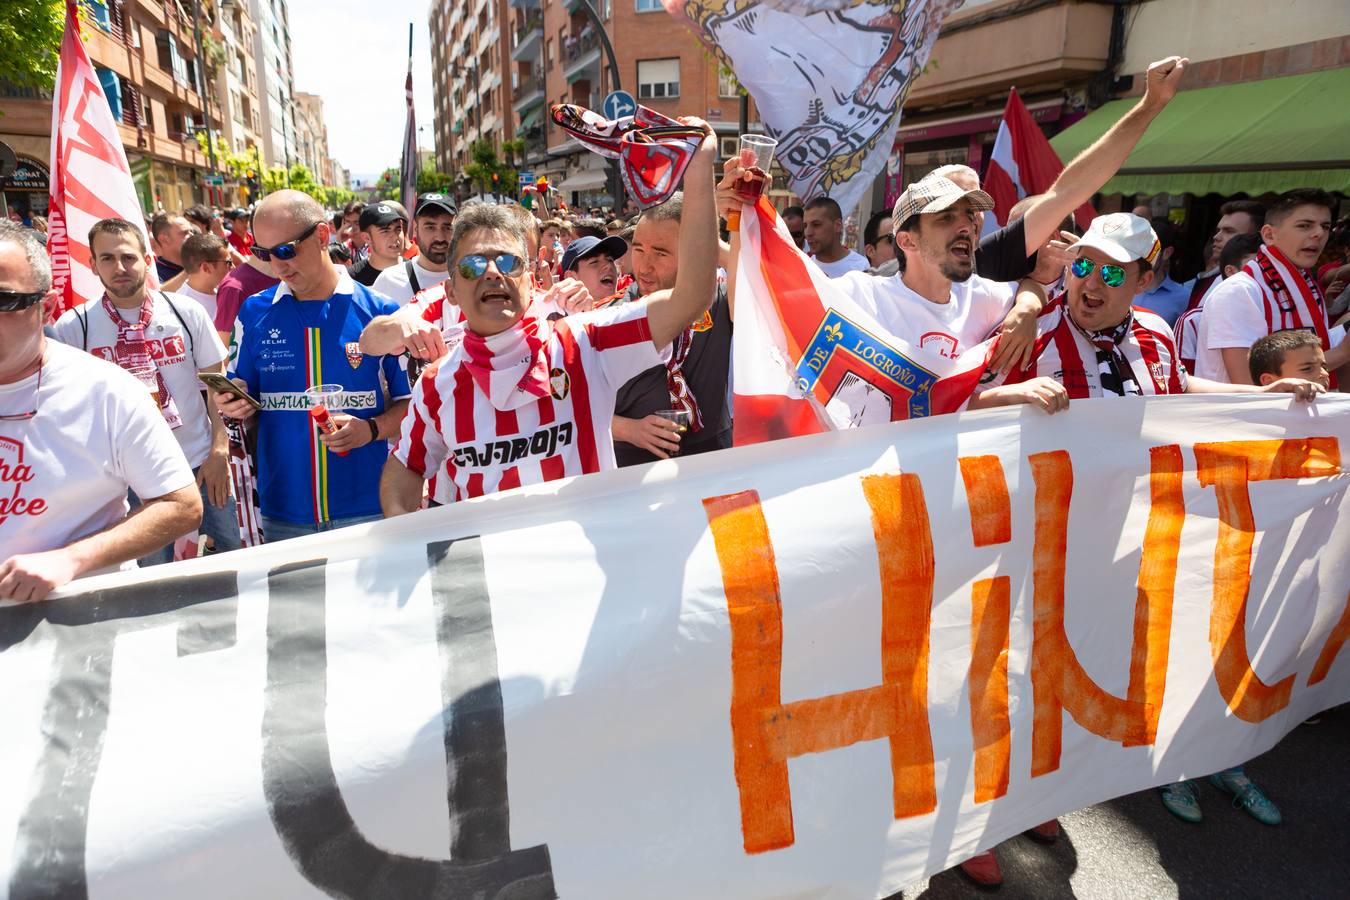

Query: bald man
<box><xmin>211</xmin><ymin>190</ymin><xmax>411</xmax><ymax>541</ymax></box>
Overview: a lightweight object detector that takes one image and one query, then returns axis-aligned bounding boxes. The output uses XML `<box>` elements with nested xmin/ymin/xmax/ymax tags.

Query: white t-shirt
<box><xmin>0</xmin><ymin>341</ymin><xmax>194</xmax><ymax>571</ymax></box>
<box><xmin>51</xmin><ymin>292</ymin><xmax>229</xmax><ymax>468</ymax></box>
<box><xmin>371</xmin><ymin>257</ymin><xmax>451</xmax><ymax>307</ymax></box>
<box><xmin>836</xmin><ymin>270</ymin><xmax>1018</xmax><ymax>358</ymax></box>
<box><xmin>812</xmin><ymin>250</ymin><xmax>870</xmax><ymax>279</ymax></box>
<box><xmin>1195</xmin><ymin>272</ymin><xmax>1344</xmax><ymax>381</ymax></box>
<box><xmin>176</xmin><ymin>282</ymin><xmax>218</xmax><ymax>322</ymax></box>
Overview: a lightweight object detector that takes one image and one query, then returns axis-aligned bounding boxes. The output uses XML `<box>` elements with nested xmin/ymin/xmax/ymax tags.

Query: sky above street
<box><xmin>288</xmin><ymin>0</ymin><xmax>436</xmax><ymax>184</ymax></box>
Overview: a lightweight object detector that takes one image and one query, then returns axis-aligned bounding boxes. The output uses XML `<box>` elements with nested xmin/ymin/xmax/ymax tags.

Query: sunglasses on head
<box><xmin>457</xmin><ymin>253</ymin><xmax>525</xmax><ymax>280</ymax></box>
<box><xmin>0</xmin><ymin>290</ymin><xmax>46</xmax><ymax>313</ymax></box>
<box><xmin>1071</xmin><ymin>256</ymin><xmax>1129</xmax><ymax>288</ymax></box>
<box><xmin>250</xmin><ymin>222</ymin><xmax>320</xmax><ymax>262</ymax></box>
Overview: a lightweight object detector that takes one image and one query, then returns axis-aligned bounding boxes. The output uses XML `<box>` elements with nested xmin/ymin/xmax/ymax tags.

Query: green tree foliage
<box><xmin>1</xmin><ymin>1</ymin><xmax>65</xmax><ymax>93</ymax></box>
<box><xmin>462</xmin><ymin>140</ymin><xmax>516</xmax><ymax>198</ymax></box>
<box><xmin>417</xmin><ymin>169</ymin><xmax>454</xmax><ymax>194</ymax></box>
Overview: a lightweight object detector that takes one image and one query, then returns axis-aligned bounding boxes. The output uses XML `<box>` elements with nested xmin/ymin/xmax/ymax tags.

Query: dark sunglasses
<box><xmin>0</xmin><ymin>290</ymin><xmax>46</xmax><ymax>313</ymax></box>
<box><xmin>457</xmin><ymin>253</ymin><xmax>525</xmax><ymax>280</ymax></box>
<box><xmin>250</xmin><ymin>222</ymin><xmax>320</xmax><ymax>262</ymax></box>
<box><xmin>1071</xmin><ymin>256</ymin><xmax>1128</xmax><ymax>288</ymax></box>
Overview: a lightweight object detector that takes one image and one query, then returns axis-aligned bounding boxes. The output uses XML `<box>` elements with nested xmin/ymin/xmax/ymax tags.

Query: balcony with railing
<box><xmin>512</xmin><ymin>71</ymin><xmax>544</xmax><ymax>114</ymax></box>
<box><xmin>511</xmin><ymin>13</ymin><xmax>543</xmax><ymax>61</ymax></box>
<box><xmin>562</xmin><ymin>28</ymin><xmax>600</xmax><ymax>82</ymax></box>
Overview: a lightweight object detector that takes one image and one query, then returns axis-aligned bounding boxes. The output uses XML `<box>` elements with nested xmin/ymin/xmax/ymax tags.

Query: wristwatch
<box><xmin>367</xmin><ymin>418</ymin><xmax>380</xmax><ymax>443</ymax></box>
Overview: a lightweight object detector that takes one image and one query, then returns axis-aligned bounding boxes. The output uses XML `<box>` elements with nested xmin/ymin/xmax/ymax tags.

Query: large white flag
<box><xmin>663</xmin><ymin>0</ymin><xmax>964</xmax><ymax>214</ymax></box>
<box><xmin>3</xmin><ymin>397</ymin><xmax>1348</xmax><ymax>898</ymax></box>
<box><xmin>47</xmin><ymin>0</ymin><xmax>153</xmax><ymax>318</ymax></box>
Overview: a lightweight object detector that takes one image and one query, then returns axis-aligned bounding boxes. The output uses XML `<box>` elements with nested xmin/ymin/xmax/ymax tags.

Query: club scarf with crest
<box><xmin>461</xmin><ymin>315</ymin><xmax>553</xmax><ymax>411</ymax></box>
<box><xmin>100</xmin><ymin>293</ymin><xmax>182</xmax><ymax>429</ymax></box>
<box><xmin>661</xmin><ymin>0</ymin><xmax>964</xmax><ymax>216</ymax></box>
<box><xmin>550</xmin><ymin>104</ymin><xmax>706</xmax><ymax>210</ymax></box>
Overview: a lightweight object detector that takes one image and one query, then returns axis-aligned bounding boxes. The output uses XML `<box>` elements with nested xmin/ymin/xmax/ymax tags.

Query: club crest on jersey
<box><xmin>1148</xmin><ymin>361</ymin><xmax>1167</xmax><ymax>392</ymax></box>
<box><xmin>345</xmin><ymin>342</ymin><xmax>363</xmax><ymax>369</ymax></box>
<box><xmin>692</xmin><ymin>310</ymin><xmax>714</xmax><ymax>333</ymax></box>
<box><xmin>549</xmin><ymin>367</ymin><xmax>570</xmax><ymax>401</ymax></box>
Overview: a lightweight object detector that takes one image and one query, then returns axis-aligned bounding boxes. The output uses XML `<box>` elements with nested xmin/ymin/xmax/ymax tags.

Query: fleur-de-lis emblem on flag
<box><xmin>824</xmin><ymin>322</ymin><xmax>843</xmax><ymax>342</ymax></box>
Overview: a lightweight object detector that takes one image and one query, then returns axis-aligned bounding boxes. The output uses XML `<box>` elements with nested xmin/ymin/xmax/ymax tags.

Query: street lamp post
<box><xmin>190</xmin><ymin>0</ymin><xmax>218</xmax><ymax>202</ymax></box>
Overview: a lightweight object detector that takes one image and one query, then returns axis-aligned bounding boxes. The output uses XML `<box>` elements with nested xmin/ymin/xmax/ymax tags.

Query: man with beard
<box><xmin>51</xmin><ymin>218</ymin><xmax>237</xmax><ymax>564</ymax></box>
<box><xmin>379</xmin><ymin>118</ymin><xmax>719</xmax><ymax>512</ymax></box>
<box><xmin>611</xmin><ymin>192</ymin><xmax>732</xmax><ymax>463</ymax></box>
<box><xmin>372</xmin><ymin>193</ymin><xmax>456</xmax><ymax>306</ymax></box>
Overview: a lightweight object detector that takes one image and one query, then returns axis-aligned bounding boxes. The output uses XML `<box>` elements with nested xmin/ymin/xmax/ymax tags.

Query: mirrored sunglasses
<box><xmin>250</xmin><ymin>222</ymin><xmax>320</xmax><ymax>262</ymax></box>
<box><xmin>1071</xmin><ymin>256</ymin><xmax>1128</xmax><ymax>288</ymax></box>
<box><xmin>457</xmin><ymin>253</ymin><xmax>525</xmax><ymax>280</ymax></box>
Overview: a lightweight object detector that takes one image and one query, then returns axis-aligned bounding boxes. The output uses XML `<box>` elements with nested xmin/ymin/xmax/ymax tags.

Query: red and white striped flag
<box><xmin>399</xmin><ymin>25</ymin><xmax>418</xmax><ymax>215</ymax></box>
<box><xmin>47</xmin><ymin>0</ymin><xmax>154</xmax><ymax>320</ymax></box>
<box><xmin>732</xmin><ymin>198</ymin><xmax>992</xmax><ymax>447</ymax></box>
<box><xmin>984</xmin><ymin>88</ymin><xmax>1095</xmax><ymax>230</ymax></box>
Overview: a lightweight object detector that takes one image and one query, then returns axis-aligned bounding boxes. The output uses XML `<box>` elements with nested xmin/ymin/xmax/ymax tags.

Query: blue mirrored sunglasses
<box><xmin>457</xmin><ymin>253</ymin><xmax>524</xmax><ymax>280</ymax></box>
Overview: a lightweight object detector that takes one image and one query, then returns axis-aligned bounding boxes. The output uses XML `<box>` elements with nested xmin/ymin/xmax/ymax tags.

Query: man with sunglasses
<box><xmin>380</xmin><ymin>118</ymin><xmax>719</xmax><ymax>513</ymax></box>
<box><xmin>0</xmin><ymin>222</ymin><xmax>201</xmax><ymax>602</ymax></box>
<box><xmin>971</xmin><ymin>213</ymin><xmax>1324</xmax><ymax>411</ymax></box>
<box><xmin>213</xmin><ymin>190</ymin><xmax>411</xmax><ymax>541</ymax></box>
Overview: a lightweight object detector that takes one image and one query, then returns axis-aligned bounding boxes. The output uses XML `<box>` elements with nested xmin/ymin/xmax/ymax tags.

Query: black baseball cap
<box><xmin>415</xmin><ymin>192</ymin><xmax>457</xmax><ymax>218</ymax></box>
<box><xmin>223</xmin><ymin>208</ymin><xmax>248</xmax><ymax>221</ymax></box>
<box><xmin>560</xmin><ymin>234</ymin><xmax>628</xmax><ymax>274</ymax></box>
<box><xmin>359</xmin><ymin>202</ymin><xmax>408</xmax><ymax>231</ymax></box>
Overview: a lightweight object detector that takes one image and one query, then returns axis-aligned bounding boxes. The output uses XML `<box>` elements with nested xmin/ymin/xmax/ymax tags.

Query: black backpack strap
<box><xmin>159</xmin><ymin>291</ymin><xmax>195</xmax><ymax>357</ymax></box>
<box><xmin>405</xmin><ymin>260</ymin><xmax>421</xmax><ymax>294</ymax></box>
<box><xmin>77</xmin><ymin>304</ymin><xmax>89</xmax><ymax>350</ymax></box>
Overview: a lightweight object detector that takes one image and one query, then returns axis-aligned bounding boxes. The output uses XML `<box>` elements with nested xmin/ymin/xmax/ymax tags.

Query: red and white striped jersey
<box><xmin>393</xmin><ymin>301</ymin><xmax>661</xmax><ymax>503</ymax></box>
<box><xmin>1173</xmin><ymin>300</ymin><xmax>1204</xmax><ymax>375</ymax></box>
<box><xmin>981</xmin><ymin>300</ymin><xmax>1188</xmax><ymax>398</ymax></box>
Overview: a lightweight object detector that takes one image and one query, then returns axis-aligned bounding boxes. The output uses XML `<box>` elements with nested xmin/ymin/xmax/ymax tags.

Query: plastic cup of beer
<box><xmin>125</xmin><ymin>363</ymin><xmax>160</xmax><ymax>405</ymax></box>
<box><xmin>305</xmin><ymin>384</ymin><xmax>348</xmax><ymax>455</ymax></box>
<box><xmin>654</xmin><ymin>408</ymin><xmax>691</xmax><ymax>457</ymax></box>
<box><xmin>734</xmin><ymin>134</ymin><xmax>777</xmax><ymax>204</ymax></box>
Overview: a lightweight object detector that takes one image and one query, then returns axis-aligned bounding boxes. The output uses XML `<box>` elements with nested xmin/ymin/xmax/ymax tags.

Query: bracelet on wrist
<box><xmin>367</xmin><ymin>418</ymin><xmax>380</xmax><ymax>443</ymax></box>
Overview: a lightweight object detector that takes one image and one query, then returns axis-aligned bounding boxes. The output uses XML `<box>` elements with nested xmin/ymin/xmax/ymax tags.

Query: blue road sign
<box><xmin>602</xmin><ymin>90</ymin><xmax>637</xmax><ymax>121</ymax></box>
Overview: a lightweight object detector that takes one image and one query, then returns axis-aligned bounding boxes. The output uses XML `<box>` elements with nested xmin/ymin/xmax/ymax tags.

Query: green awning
<box><xmin>519</xmin><ymin>106</ymin><xmax>542</xmax><ymax>130</ymax></box>
<box><xmin>1049</xmin><ymin>69</ymin><xmax>1350</xmax><ymax>196</ymax></box>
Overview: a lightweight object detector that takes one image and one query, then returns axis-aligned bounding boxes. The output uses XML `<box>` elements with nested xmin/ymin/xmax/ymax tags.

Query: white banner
<box><xmin>2</xmin><ymin>396</ymin><xmax>1348</xmax><ymax>899</ymax></box>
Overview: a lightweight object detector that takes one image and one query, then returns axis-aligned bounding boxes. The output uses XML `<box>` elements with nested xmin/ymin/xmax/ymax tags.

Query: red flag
<box><xmin>47</xmin><ymin>0</ymin><xmax>154</xmax><ymax>320</ymax></box>
<box><xmin>732</xmin><ymin>198</ymin><xmax>992</xmax><ymax>446</ymax></box>
<box><xmin>984</xmin><ymin>88</ymin><xmax>1095</xmax><ymax>230</ymax></box>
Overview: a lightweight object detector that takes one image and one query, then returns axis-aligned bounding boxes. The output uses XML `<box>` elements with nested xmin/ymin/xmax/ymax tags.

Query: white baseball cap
<box><xmin>1070</xmin><ymin>213</ymin><xmax>1161</xmax><ymax>266</ymax></box>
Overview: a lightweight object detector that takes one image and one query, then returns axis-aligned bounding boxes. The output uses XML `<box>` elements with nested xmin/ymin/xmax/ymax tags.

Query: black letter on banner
<box><xmin>2</xmin><ymin>572</ymin><xmax>240</xmax><ymax>900</ymax></box>
<box><xmin>261</xmin><ymin>544</ymin><xmax>555</xmax><ymax>899</ymax></box>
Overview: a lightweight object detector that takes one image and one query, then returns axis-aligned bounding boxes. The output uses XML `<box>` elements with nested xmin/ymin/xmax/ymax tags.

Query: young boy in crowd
<box><xmin>177</xmin><ymin>233</ymin><xmax>232</xmax><ymax>322</ymax></box>
<box><xmin>1249</xmin><ymin>329</ymin><xmax>1331</xmax><ymax>390</ymax></box>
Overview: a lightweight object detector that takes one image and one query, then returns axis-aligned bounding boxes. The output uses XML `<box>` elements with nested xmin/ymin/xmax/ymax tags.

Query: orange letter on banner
<box><xmin>957</xmin><ymin>456</ymin><xmax>1012</xmax><ymax>802</ymax></box>
<box><xmin>1194</xmin><ymin>438</ymin><xmax>1342</xmax><ymax>722</ymax></box>
<box><xmin>1124</xmin><ymin>444</ymin><xmax>1186</xmax><ymax>746</ymax></box>
<box><xmin>703</xmin><ymin>478</ymin><xmax>936</xmax><ymax>855</ymax></box>
<box><xmin>1309</xmin><ymin>590</ymin><xmax>1350</xmax><ymax>685</ymax></box>
<box><xmin>1028</xmin><ymin>451</ymin><xmax>1159</xmax><ymax>778</ymax></box>
<box><xmin>969</xmin><ymin>577</ymin><xmax>1011</xmax><ymax>803</ymax></box>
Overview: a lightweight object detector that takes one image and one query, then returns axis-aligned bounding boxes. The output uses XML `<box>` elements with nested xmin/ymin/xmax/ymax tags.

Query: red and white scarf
<box><xmin>1245</xmin><ymin>244</ymin><xmax>1330</xmax><ymax>348</ymax></box>
<box><xmin>461</xmin><ymin>315</ymin><xmax>552</xmax><ymax>411</ymax></box>
<box><xmin>101</xmin><ymin>292</ymin><xmax>182</xmax><ymax>428</ymax></box>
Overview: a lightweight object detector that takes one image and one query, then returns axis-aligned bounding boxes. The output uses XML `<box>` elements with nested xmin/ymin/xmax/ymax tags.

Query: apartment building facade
<box><xmin>428</xmin><ymin>0</ymin><xmax>517</xmax><ymax>179</ymax></box>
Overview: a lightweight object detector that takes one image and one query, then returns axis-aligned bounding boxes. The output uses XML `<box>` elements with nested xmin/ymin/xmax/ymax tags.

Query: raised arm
<box><xmin>646</xmin><ymin>120</ymin><xmax>718</xmax><ymax>349</ymax></box>
<box><xmin>1021</xmin><ymin>56</ymin><xmax>1188</xmax><ymax>254</ymax></box>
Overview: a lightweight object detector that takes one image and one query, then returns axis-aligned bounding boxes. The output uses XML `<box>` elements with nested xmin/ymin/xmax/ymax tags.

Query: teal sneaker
<box><xmin>1209</xmin><ymin>768</ymin><xmax>1282</xmax><ymax>826</ymax></box>
<box><xmin>1158</xmin><ymin>781</ymin><xmax>1202</xmax><ymax>823</ymax></box>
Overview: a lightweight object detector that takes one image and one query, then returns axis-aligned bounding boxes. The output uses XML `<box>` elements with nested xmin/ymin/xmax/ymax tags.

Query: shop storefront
<box><xmin>1</xmin><ymin>155</ymin><xmax>50</xmax><ymax>223</ymax></box>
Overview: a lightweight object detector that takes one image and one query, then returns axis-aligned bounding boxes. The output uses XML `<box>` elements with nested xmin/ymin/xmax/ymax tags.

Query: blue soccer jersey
<box><xmin>229</xmin><ymin>270</ymin><xmax>411</xmax><ymax>525</ymax></box>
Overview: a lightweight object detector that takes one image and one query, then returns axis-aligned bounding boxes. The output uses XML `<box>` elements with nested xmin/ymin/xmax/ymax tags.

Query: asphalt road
<box><xmin>889</xmin><ymin>705</ymin><xmax>1349</xmax><ymax>899</ymax></box>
